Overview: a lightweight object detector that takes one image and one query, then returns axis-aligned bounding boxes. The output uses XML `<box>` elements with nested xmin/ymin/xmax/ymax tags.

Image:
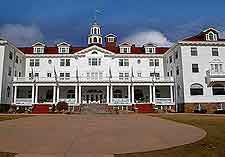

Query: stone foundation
<box><xmin>184</xmin><ymin>103</ymin><xmax>225</xmax><ymax>113</ymax></box>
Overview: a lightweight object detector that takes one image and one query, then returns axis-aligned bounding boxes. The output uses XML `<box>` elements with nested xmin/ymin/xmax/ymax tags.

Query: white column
<box><xmin>128</xmin><ymin>85</ymin><xmax>131</xmax><ymax>103</ymax></box>
<box><xmin>35</xmin><ymin>86</ymin><xmax>38</xmax><ymax>104</ymax></box>
<box><xmin>131</xmin><ymin>85</ymin><xmax>134</xmax><ymax>104</ymax></box>
<box><xmin>149</xmin><ymin>85</ymin><xmax>152</xmax><ymax>103</ymax></box>
<box><xmin>106</xmin><ymin>85</ymin><xmax>109</xmax><ymax>104</ymax></box>
<box><xmin>31</xmin><ymin>85</ymin><xmax>35</xmax><ymax>104</ymax></box>
<box><xmin>152</xmin><ymin>85</ymin><xmax>156</xmax><ymax>104</ymax></box>
<box><xmin>74</xmin><ymin>85</ymin><xmax>77</xmax><ymax>104</ymax></box>
<box><xmin>170</xmin><ymin>85</ymin><xmax>174</xmax><ymax>103</ymax></box>
<box><xmin>53</xmin><ymin>86</ymin><xmax>56</xmax><ymax>104</ymax></box>
<box><xmin>110</xmin><ymin>86</ymin><xmax>113</xmax><ymax>103</ymax></box>
<box><xmin>13</xmin><ymin>86</ymin><xmax>17</xmax><ymax>104</ymax></box>
<box><xmin>56</xmin><ymin>86</ymin><xmax>60</xmax><ymax>103</ymax></box>
<box><xmin>78</xmin><ymin>86</ymin><xmax>81</xmax><ymax>104</ymax></box>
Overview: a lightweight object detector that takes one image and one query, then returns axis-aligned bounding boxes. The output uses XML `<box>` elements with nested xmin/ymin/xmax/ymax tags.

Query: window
<box><xmin>89</xmin><ymin>58</ymin><xmax>101</xmax><ymax>66</ymax></box>
<box><xmin>149</xmin><ymin>59</ymin><xmax>159</xmax><ymax>66</ymax></box>
<box><xmin>212</xmin><ymin>84</ymin><xmax>225</xmax><ymax>95</ymax></box>
<box><xmin>47</xmin><ymin>73</ymin><xmax>51</xmax><ymax>78</ymax></box>
<box><xmin>48</xmin><ymin>59</ymin><xmax>52</xmax><ymax>64</ymax></box>
<box><xmin>167</xmin><ymin>72</ymin><xmax>170</xmax><ymax>77</ymax></box>
<box><xmin>119</xmin><ymin>59</ymin><xmax>129</xmax><ymax>66</ymax></box>
<box><xmin>150</xmin><ymin>73</ymin><xmax>160</xmax><ymax>79</ymax></box>
<box><xmin>191</xmin><ymin>47</ymin><xmax>198</xmax><ymax>56</ymax></box>
<box><xmin>35</xmin><ymin>73</ymin><xmax>39</xmax><ymax>77</ymax></box>
<box><xmin>175</xmin><ymin>51</ymin><xmax>178</xmax><ymax>59</ymax></box>
<box><xmin>36</xmin><ymin>48</ymin><xmax>41</xmax><ymax>53</ymax></box>
<box><xmin>15</xmin><ymin>56</ymin><xmax>18</xmax><ymax>64</ymax></box>
<box><xmin>9</xmin><ymin>51</ymin><xmax>13</xmax><ymax>60</ymax></box>
<box><xmin>190</xmin><ymin>83</ymin><xmax>203</xmax><ymax>95</ymax></box>
<box><xmin>137</xmin><ymin>59</ymin><xmax>141</xmax><ymax>64</ymax></box>
<box><xmin>211</xmin><ymin>64</ymin><xmax>223</xmax><ymax>73</ymax></box>
<box><xmin>137</xmin><ymin>72</ymin><xmax>142</xmax><ymax>77</ymax></box>
<box><xmin>146</xmin><ymin>48</ymin><xmax>154</xmax><ymax>53</ymax></box>
<box><xmin>94</xmin><ymin>37</ymin><xmax>97</xmax><ymax>42</ymax></box>
<box><xmin>119</xmin><ymin>73</ymin><xmax>129</xmax><ymax>80</ymax></box>
<box><xmin>65</xmin><ymin>73</ymin><xmax>70</xmax><ymax>80</ymax></box>
<box><xmin>176</xmin><ymin>66</ymin><xmax>179</xmax><ymax>75</ymax></box>
<box><xmin>108</xmin><ymin>37</ymin><xmax>114</xmax><ymax>42</ymax></box>
<box><xmin>61</xmin><ymin>47</ymin><xmax>66</xmax><ymax>53</ymax></box>
<box><xmin>192</xmin><ymin>64</ymin><xmax>199</xmax><ymax>73</ymax></box>
<box><xmin>7</xmin><ymin>86</ymin><xmax>10</xmax><ymax>97</ymax></box>
<box><xmin>149</xmin><ymin>59</ymin><xmax>154</xmax><ymax>66</ymax></box>
<box><xmin>60</xmin><ymin>73</ymin><xmax>64</xmax><ymax>79</ymax></box>
<box><xmin>30</xmin><ymin>59</ymin><xmax>34</xmax><ymax>67</ymax></box>
<box><xmin>170</xmin><ymin>70</ymin><xmax>173</xmax><ymax>77</ymax></box>
<box><xmin>212</xmin><ymin>48</ymin><xmax>219</xmax><ymax>56</ymax></box>
<box><xmin>8</xmin><ymin>67</ymin><xmax>12</xmax><ymax>76</ymax></box>
<box><xmin>14</xmin><ymin>70</ymin><xmax>17</xmax><ymax>77</ymax></box>
<box><xmin>35</xmin><ymin>59</ymin><xmax>40</xmax><ymax>66</ymax></box>
<box><xmin>60</xmin><ymin>59</ymin><xmax>70</xmax><ymax>66</ymax></box>
<box><xmin>123</xmin><ymin>48</ymin><xmax>128</xmax><ymax>53</ymax></box>
<box><xmin>155</xmin><ymin>59</ymin><xmax>159</xmax><ymax>66</ymax></box>
<box><xmin>18</xmin><ymin>72</ymin><xmax>22</xmax><ymax>77</ymax></box>
<box><xmin>169</xmin><ymin>56</ymin><xmax>173</xmax><ymax>63</ymax></box>
<box><xmin>34</xmin><ymin>47</ymin><xmax>44</xmax><ymax>53</ymax></box>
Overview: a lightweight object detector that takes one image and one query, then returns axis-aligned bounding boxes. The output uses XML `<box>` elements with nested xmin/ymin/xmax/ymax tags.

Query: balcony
<box><xmin>206</xmin><ymin>70</ymin><xmax>225</xmax><ymax>86</ymax></box>
<box><xmin>13</xmin><ymin>76</ymin><xmax>174</xmax><ymax>84</ymax></box>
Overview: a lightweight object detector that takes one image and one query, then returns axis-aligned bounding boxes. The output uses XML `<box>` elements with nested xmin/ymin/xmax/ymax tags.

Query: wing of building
<box><xmin>0</xmin><ymin>23</ymin><xmax>225</xmax><ymax>113</ymax></box>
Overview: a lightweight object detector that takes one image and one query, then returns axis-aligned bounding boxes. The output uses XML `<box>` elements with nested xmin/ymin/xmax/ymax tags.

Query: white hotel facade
<box><xmin>0</xmin><ymin>22</ymin><xmax>225</xmax><ymax>113</ymax></box>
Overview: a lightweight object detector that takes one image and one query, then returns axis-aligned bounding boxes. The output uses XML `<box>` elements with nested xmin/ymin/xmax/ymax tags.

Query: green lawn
<box><xmin>116</xmin><ymin>114</ymin><xmax>225</xmax><ymax>157</ymax></box>
<box><xmin>0</xmin><ymin>115</ymin><xmax>32</xmax><ymax>157</ymax></box>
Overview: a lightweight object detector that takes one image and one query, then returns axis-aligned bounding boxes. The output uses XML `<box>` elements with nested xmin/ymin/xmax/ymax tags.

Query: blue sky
<box><xmin>0</xmin><ymin>0</ymin><xmax>225</xmax><ymax>46</ymax></box>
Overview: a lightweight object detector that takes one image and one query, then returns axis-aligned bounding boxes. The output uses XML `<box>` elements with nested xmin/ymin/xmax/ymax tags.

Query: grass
<box><xmin>115</xmin><ymin>114</ymin><xmax>225</xmax><ymax>157</ymax></box>
<box><xmin>0</xmin><ymin>115</ymin><xmax>32</xmax><ymax>157</ymax></box>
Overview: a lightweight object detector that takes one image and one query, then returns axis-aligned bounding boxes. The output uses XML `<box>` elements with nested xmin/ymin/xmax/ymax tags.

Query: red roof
<box><xmin>182</xmin><ymin>28</ymin><xmax>225</xmax><ymax>42</ymax></box>
<box><xmin>18</xmin><ymin>46</ymin><xmax>169</xmax><ymax>55</ymax></box>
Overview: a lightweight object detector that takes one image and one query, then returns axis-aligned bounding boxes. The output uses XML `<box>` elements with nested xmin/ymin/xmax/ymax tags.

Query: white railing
<box><xmin>59</xmin><ymin>98</ymin><xmax>76</xmax><ymax>104</ymax></box>
<box><xmin>206</xmin><ymin>70</ymin><xmax>225</xmax><ymax>77</ymax></box>
<box><xmin>111</xmin><ymin>98</ymin><xmax>130</xmax><ymax>104</ymax></box>
<box><xmin>155</xmin><ymin>98</ymin><xmax>172</xmax><ymax>104</ymax></box>
<box><xmin>15</xmin><ymin>98</ymin><xmax>32</xmax><ymax>106</ymax></box>
<box><xmin>13</xmin><ymin>76</ymin><xmax>174</xmax><ymax>83</ymax></box>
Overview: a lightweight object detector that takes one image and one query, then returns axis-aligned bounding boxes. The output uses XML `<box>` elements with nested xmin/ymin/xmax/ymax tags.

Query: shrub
<box><xmin>56</xmin><ymin>101</ymin><xmax>68</xmax><ymax>112</ymax></box>
<box><xmin>214</xmin><ymin>110</ymin><xmax>225</xmax><ymax>114</ymax></box>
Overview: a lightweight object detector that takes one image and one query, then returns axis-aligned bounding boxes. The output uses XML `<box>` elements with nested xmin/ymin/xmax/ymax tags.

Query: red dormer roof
<box><xmin>182</xmin><ymin>28</ymin><xmax>224</xmax><ymax>42</ymax></box>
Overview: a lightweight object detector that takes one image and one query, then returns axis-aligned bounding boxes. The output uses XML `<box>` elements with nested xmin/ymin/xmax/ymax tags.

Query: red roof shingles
<box><xmin>19</xmin><ymin>46</ymin><xmax>169</xmax><ymax>55</ymax></box>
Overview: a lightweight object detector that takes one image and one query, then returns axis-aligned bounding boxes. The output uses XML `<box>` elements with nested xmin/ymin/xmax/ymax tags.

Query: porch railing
<box><xmin>111</xmin><ymin>98</ymin><xmax>130</xmax><ymax>104</ymax></box>
<box><xmin>15</xmin><ymin>98</ymin><xmax>32</xmax><ymax>105</ymax></box>
<box><xmin>59</xmin><ymin>98</ymin><xmax>76</xmax><ymax>104</ymax></box>
<box><xmin>155</xmin><ymin>98</ymin><xmax>172</xmax><ymax>104</ymax></box>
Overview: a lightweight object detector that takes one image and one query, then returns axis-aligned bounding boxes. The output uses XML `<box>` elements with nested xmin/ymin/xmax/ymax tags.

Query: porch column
<box><xmin>131</xmin><ymin>85</ymin><xmax>135</xmax><ymax>104</ymax></box>
<box><xmin>35</xmin><ymin>86</ymin><xmax>38</xmax><ymax>103</ymax></box>
<box><xmin>106</xmin><ymin>85</ymin><xmax>109</xmax><ymax>104</ymax></box>
<box><xmin>13</xmin><ymin>86</ymin><xmax>17</xmax><ymax>104</ymax></box>
<box><xmin>152</xmin><ymin>85</ymin><xmax>156</xmax><ymax>103</ymax></box>
<box><xmin>78</xmin><ymin>85</ymin><xmax>81</xmax><ymax>104</ymax></box>
<box><xmin>53</xmin><ymin>86</ymin><xmax>56</xmax><ymax>104</ymax></box>
<box><xmin>110</xmin><ymin>86</ymin><xmax>113</xmax><ymax>103</ymax></box>
<box><xmin>128</xmin><ymin>85</ymin><xmax>131</xmax><ymax>103</ymax></box>
<box><xmin>56</xmin><ymin>86</ymin><xmax>60</xmax><ymax>103</ymax></box>
<box><xmin>170</xmin><ymin>85</ymin><xmax>174</xmax><ymax>103</ymax></box>
<box><xmin>149</xmin><ymin>85</ymin><xmax>152</xmax><ymax>103</ymax></box>
<box><xmin>31</xmin><ymin>85</ymin><xmax>35</xmax><ymax>104</ymax></box>
<box><xmin>74</xmin><ymin>85</ymin><xmax>77</xmax><ymax>104</ymax></box>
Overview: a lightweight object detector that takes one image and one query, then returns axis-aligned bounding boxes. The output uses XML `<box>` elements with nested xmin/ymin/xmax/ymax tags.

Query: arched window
<box><xmin>190</xmin><ymin>83</ymin><xmax>203</xmax><ymax>95</ymax></box>
<box><xmin>99</xmin><ymin>38</ymin><xmax>101</xmax><ymax>43</ymax></box>
<box><xmin>89</xmin><ymin>38</ymin><xmax>92</xmax><ymax>43</ymax></box>
<box><xmin>92</xmin><ymin>51</ymin><xmax>98</xmax><ymax>54</ymax></box>
<box><xmin>94</xmin><ymin>28</ymin><xmax>97</xmax><ymax>34</ymax></box>
<box><xmin>7</xmin><ymin>86</ymin><xmax>10</xmax><ymax>97</ymax></box>
<box><xmin>212</xmin><ymin>84</ymin><xmax>225</xmax><ymax>95</ymax></box>
<box><xmin>93</xmin><ymin>37</ymin><xmax>97</xmax><ymax>43</ymax></box>
<box><xmin>208</xmin><ymin>32</ymin><xmax>215</xmax><ymax>41</ymax></box>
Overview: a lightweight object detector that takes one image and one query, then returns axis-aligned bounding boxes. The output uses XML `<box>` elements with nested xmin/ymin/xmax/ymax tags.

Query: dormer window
<box><xmin>57</xmin><ymin>42</ymin><xmax>71</xmax><ymax>53</ymax></box>
<box><xmin>119</xmin><ymin>42</ymin><xmax>132</xmax><ymax>53</ymax></box>
<box><xmin>32</xmin><ymin>42</ymin><xmax>45</xmax><ymax>54</ymax></box>
<box><xmin>108</xmin><ymin>37</ymin><xmax>115</xmax><ymax>42</ymax></box>
<box><xmin>144</xmin><ymin>43</ymin><xmax>156</xmax><ymax>54</ymax></box>
<box><xmin>206</xmin><ymin>31</ymin><xmax>217</xmax><ymax>41</ymax></box>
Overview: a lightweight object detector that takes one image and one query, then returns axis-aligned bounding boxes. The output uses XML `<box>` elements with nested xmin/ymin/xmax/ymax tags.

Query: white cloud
<box><xmin>122</xmin><ymin>30</ymin><xmax>173</xmax><ymax>47</ymax></box>
<box><xmin>0</xmin><ymin>24</ymin><xmax>43</xmax><ymax>46</ymax></box>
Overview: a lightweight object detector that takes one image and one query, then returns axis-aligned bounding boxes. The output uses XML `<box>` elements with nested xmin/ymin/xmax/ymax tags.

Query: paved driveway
<box><xmin>0</xmin><ymin>114</ymin><xmax>206</xmax><ymax>157</ymax></box>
